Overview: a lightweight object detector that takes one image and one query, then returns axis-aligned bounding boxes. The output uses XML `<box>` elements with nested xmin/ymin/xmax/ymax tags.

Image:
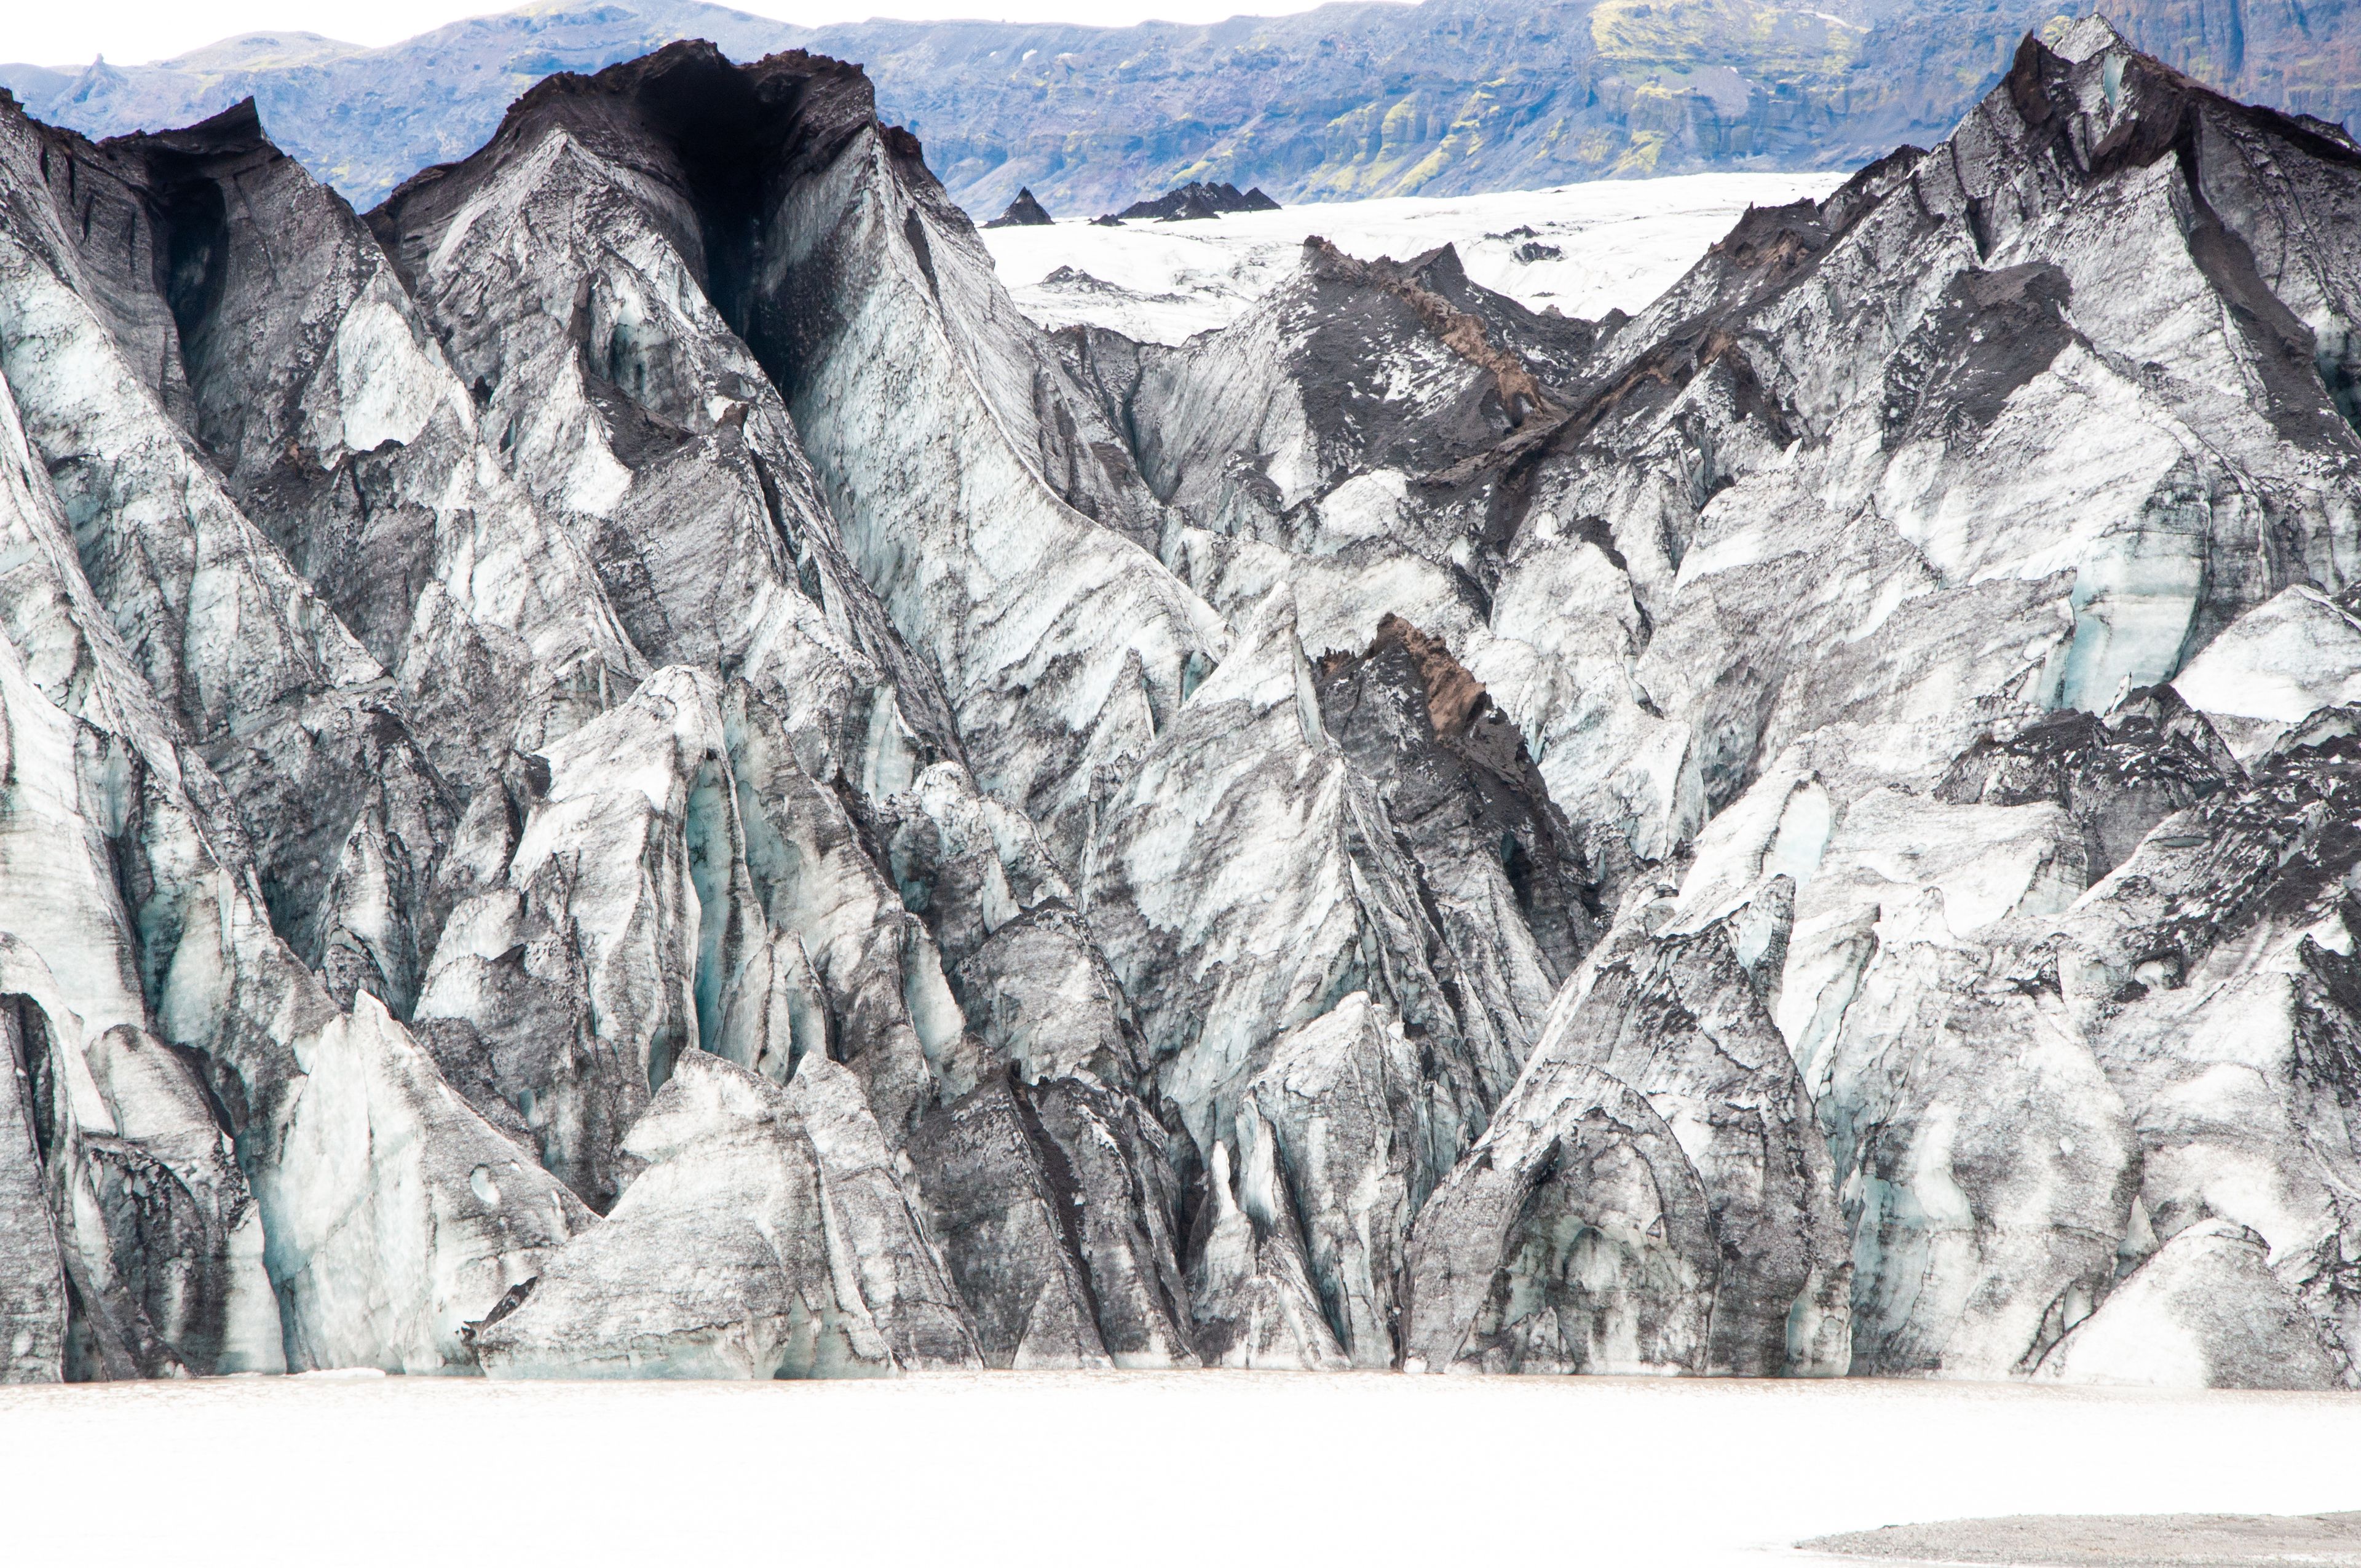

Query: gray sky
<box><xmin>14</xmin><ymin>1</ymin><xmax>1335</xmax><ymax>68</ymax></box>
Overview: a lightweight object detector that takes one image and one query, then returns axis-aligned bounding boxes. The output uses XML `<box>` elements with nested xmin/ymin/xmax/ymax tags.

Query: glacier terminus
<box><xmin>0</xmin><ymin>17</ymin><xmax>2359</xmax><ymax>1400</ymax></box>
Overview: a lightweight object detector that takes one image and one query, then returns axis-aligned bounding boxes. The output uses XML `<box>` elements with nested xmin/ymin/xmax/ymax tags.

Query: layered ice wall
<box><xmin>1</xmin><ymin>21</ymin><xmax>2360</xmax><ymax>1388</ymax></box>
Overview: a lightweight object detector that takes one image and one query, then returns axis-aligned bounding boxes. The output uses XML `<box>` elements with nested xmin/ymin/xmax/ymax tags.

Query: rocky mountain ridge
<box><xmin>984</xmin><ymin>188</ymin><xmax>1054</xmax><ymax>228</ymax></box>
<box><xmin>1105</xmin><ymin>182</ymin><xmax>1283</xmax><ymax>224</ymax></box>
<box><xmin>0</xmin><ymin>18</ymin><xmax>2358</xmax><ymax>1387</ymax></box>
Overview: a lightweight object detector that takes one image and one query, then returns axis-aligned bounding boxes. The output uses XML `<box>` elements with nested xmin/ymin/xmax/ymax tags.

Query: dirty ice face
<box><xmin>4</xmin><ymin>20</ymin><xmax>2361</xmax><ymax>1393</ymax></box>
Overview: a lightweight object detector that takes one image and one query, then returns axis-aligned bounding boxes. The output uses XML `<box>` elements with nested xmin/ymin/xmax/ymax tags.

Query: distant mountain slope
<box><xmin>0</xmin><ymin>2</ymin><xmax>796</xmax><ymax>204</ymax></box>
<box><xmin>1</xmin><ymin>0</ymin><xmax>2355</xmax><ymax>215</ymax></box>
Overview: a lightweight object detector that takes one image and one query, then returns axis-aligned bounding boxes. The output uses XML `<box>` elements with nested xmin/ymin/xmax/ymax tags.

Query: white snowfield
<box><xmin>1</xmin><ymin>1374</ymin><xmax>2354</xmax><ymax>1565</ymax></box>
<box><xmin>978</xmin><ymin>173</ymin><xmax>1845</xmax><ymax>342</ymax></box>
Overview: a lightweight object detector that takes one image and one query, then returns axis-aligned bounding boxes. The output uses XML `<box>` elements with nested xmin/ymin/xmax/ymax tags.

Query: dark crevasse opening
<box><xmin>587</xmin><ymin>47</ymin><xmax>876</xmax><ymax>403</ymax></box>
<box><xmin>601</xmin><ymin>52</ymin><xmax>778</xmax><ymax>336</ymax></box>
<box><xmin>154</xmin><ymin>173</ymin><xmax>227</xmax><ymax>371</ymax></box>
<box><xmin>2320</xmin><ymin>335</ymin><xmax>2361</xmax><ymax>438</ymax></box>
<box><xmin>655</xmin><ymin>51</ymin><xmax>923</xmax><ymax>421</ymax></box>
<box><xmin>682</xmin><ymin>758</ymin><xmax>739</xmax><ymax>1073</ymax></box>
<box><xmin>4</xmin><ymin>995</ymin><xmax>58</xmax><ymax>1166</ymax></box>
<box><xmin>113</xmin><ymin>105</ymin><xmax>269</xmax><ymax>459</ymax></box>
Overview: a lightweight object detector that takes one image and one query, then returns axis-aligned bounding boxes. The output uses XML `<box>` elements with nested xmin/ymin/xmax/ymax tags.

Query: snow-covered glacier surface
<box><xmin>0</xmin><ymin>1374</ymin><xmax>2352</xmax><ymax>1565</ymax></box>
<box><xmin>978</xmin><ymin>173</ymin><xmax>1843</xmax><ymax>342</ymax></box>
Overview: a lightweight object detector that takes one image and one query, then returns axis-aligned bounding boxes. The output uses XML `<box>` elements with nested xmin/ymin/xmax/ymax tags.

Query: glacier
<box><xmin>0</xmin><ymin>18</ymin><xmax>2359</xmax><ymax>1394</ymax></box>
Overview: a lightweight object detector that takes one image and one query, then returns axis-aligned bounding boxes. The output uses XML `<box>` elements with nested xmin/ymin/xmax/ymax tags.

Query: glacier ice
<box><xmin>0</xmin><ymin>25</ymin><xmax>2359</xmax><ymax>1390</ymax></box>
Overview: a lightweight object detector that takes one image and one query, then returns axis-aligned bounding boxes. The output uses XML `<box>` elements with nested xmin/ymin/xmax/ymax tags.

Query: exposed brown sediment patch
<box><xmin>1303</xmin><ymin>235</ymin><xmax>1556</xmax><ymax>420</ymax></box>
<box><xmin>1370</xmin><ymin>611</ymin><xmax>1492</xmax><ymax>734</ymax></box>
